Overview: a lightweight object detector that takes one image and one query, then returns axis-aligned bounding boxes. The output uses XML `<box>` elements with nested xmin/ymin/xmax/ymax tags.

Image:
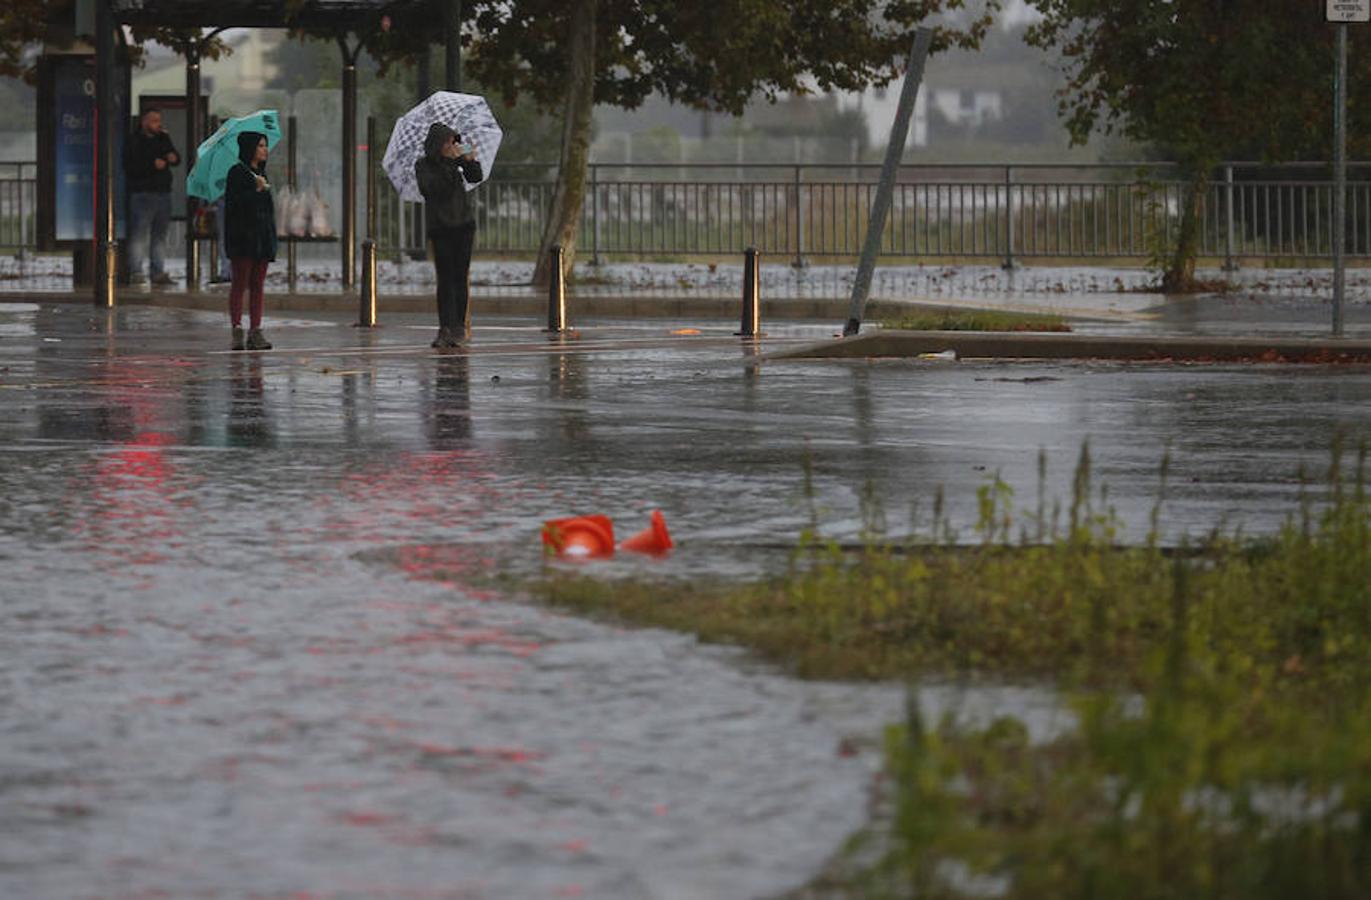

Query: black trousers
<box><xmin>430</xmin><ymin>223</ymin><xmax>476</xmax><ymax>333</ymax></box>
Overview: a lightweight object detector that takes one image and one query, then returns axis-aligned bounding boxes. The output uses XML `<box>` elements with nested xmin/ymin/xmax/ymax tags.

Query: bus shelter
<box><xmin>86</xmin><ymin>0</ymin><xmax>461</xmax><ymax>307</ymax></box>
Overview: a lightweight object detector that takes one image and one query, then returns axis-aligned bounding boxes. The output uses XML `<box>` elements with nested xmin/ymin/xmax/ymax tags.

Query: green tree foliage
<box><xmin>0</xmin><ymin>1</ymin><xmax>50</xmax><ymax>81</ymax></box>
<box><xmin>276</xmin><ymin>1</ymin><xmax>1005</xmax><ymax>281</ymax></box>
<box><xmin>1026</xmin><ymin>1</ymin><xmax>1371</xmax><ymax>289</ymax></box>
<box><xmin>459</xmin><ymin>0</ymin><xmax>1003</xmax><ymax>282</ymax></box>
<box><xmin>1</xmin><ymin>2</ymin><xmax>230</xmax><ymax>81</ymax></box>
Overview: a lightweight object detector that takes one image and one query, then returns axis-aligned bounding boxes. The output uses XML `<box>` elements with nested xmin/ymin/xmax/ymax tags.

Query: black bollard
<box><xmin>546</xmin><ymin>245</ymin><xmax>567</xmax><ymax>332</ymax></box>
<box><xmin>737</xmin><ymin>247</ymin><xmax>761</xmax><ymax>337</ymax></box>
<box><xmin>359</xmin><ymin>239</ymin><xmax>377</xmax><ymax>327</ymax></box>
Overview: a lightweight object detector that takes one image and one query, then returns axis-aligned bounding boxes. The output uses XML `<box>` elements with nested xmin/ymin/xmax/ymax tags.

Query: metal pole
<box><xmin>360</xmin><ymin>241</ymin><xmax>377</xmax><ymax>326</ymax></box>
<box><xmin>185</xmin><ymin>48</ymin><xmax>201</xmax><ymax>294</ymax></box>
<box><xmin>1003</xmin><ymin>164</ymin><xmax>1015</xmax><ymax>270</ymax></box>
<box><xmin>737</xmin><ymin>247</ymin><xmax>761</xmax><ymax>337</ymax></box>
<box><xmin>287</xmin><ymin>115</ymin><xmax>298</xmax><ymax>293</ymax></box>
<box><xmin>591</xmin><ymin>163</ymin><xmax>601</xmax><ymax>265</ymax></box>
<box><xmin>366</xmin><ymin>115</ymin><xmax>377</xmax><ymax>239</ymax></box>
<box><xmin>793</xmin><ymin>164</ymin><xmax>804</xmax><ymax>268</ymax></box>
<box><xmin>844</xmin><ymin>28</ymin><xmax>932</xmax><ymax>336</ymax></box>
<box><xmin>546</xmin><ymin>244</ymin><xmax>566</xmax><ymax>332</ymax></box>
<box><xmin>206</xmin><ymin>114</ymin><xmax>219</xmax><ymax>272</ymax></box>
<box><xmin>1223</xmin><ymin>164</ymin><xmax>1237</xmax><ymax>272</ymax></box>
<box><xmin>95</xmin><ymin>0</ymin><xmax>117</xmax><ymax>308</ymax></box>
<box><xmin>18</xmin><ymin>162</ymin><xmax>27</xmax><ymax>261</ymax></box>
<box><xmin>445</xmin><ymin>0</ymin><xmax>462</xmax><ymax>91</ymax></box>
<box><xmin>342</xmin><ymin>48</ymin><xmax>357</xmax><ymax>290</ymax></box>
<box><xmin>1334</xmin><ymin>23</ymin><xmax>1347</xmax><ymax>336</ymax></box>
<box><xmin>360</xmin><ymin>116</ymin><xmax>377</xmax><ymax>326</ymax></box>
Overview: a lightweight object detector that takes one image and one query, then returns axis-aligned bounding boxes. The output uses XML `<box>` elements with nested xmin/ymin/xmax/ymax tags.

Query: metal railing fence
<box><xmin>5</xmin><ymin>160</ymin><xmax>1371</xmax><ymax>269</ymax></box>
<box><xmin>0</xmin><ymin>162</ymin><xmax>36</xmax><ymax>254</ymax></box>
<box><xmin>374</xmin><ymin>161</ymin><xmax>1371</xmax><ymax>268</ymax></box>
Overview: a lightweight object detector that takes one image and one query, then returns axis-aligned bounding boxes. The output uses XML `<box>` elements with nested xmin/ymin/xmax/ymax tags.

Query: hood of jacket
<box><xmin>423</xmin><ymin>122</ymin><xmax>458</xmax><ymax>160</ymax></box>
<box><xmin>236</xmin><ymin>131</ymin><xmax>268</xmax><ymax>167</ymax></box>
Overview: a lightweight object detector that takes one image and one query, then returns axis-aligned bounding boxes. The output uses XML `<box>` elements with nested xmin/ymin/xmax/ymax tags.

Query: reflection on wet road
<box><xmin>3</xmin><ymin>302</ymin><xmax>1371</xmax><ymax>897</ymax></box>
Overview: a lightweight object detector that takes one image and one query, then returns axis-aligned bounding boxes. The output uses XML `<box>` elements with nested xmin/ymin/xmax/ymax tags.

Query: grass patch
<box><xmin>879</xmin><ymin>310</ymin><xmax>1071</xmax><ymax>333</ymax></box>
<box><xmin>522</xmin><ymin>443</ymin><xmax>1371</xmax><ymax>898</ymax></box>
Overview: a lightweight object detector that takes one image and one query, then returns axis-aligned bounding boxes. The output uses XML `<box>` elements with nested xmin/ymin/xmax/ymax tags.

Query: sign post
<box><xmin>1327</xmin><ymin>1</ymin><xmax>1368</xmax><ymax>335</ymax></box>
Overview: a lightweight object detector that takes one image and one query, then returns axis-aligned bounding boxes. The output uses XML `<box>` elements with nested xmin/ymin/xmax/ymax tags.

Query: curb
<box><xmin>0</xmin><ymin>291</ymin><xmax>1054</xmax><ymax>323</ymax></box>
<box><xmin>767</xmin><ymin>331</ymin><xmax>1371</xmax><ymax>363</ymax></box>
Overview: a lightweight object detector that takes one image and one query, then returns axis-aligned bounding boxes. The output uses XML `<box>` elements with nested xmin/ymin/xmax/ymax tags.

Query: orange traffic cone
<box><xmin>619</xmin><ymin>509</ymin><xmax>674</xmax><ymax>555</ymax></box>
<box><xmin>542</xmin><ymin>514</ymin><xmax>616</xmax><ymax>558</ymax></box>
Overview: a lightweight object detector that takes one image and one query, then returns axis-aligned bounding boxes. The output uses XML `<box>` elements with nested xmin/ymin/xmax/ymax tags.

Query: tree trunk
<box><xmin>1161</xmin><ymin>170</ymin><xmax>1208</xmax><ymax>293</ymax></box>
<box><xmin>532</xmin><ymin>0</ymin><xmax>596</xmax><ymax>288</ymax></box>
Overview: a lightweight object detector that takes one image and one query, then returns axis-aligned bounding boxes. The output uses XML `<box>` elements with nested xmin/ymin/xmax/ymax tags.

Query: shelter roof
<box><xmin>109</xmin><ymin>0</ymin><xmax>436</xmax><ymax>30</ymax></box>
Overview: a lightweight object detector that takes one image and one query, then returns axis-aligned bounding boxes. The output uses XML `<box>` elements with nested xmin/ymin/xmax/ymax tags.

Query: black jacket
<box><xmin>415</xmin><ymin>122</ymin><xmax>483</xmax><ymax>234</ymax></box>
<box><xmin>123</xmin><ymin>128</ymin><xmax>179</xmax><ymax>194</ymax></box>
<box><xmin>224</xmin><ymin>132</ymin><xmax>278</xmax><ymax>261</ymax></box>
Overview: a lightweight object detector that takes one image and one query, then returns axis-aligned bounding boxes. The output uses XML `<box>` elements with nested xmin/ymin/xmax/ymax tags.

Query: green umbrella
<box><xmin>186</xmin><ymin>109</ymin><xmax>282</xmax><ymax>201</ymax></box>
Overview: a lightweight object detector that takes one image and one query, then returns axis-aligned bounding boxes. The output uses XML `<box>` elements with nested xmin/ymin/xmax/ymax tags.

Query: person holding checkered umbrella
<box><xmin>385</xmin><ymin>93</ymin><xmax>501</xmax><ymax>348</ymax></box>
<box><xmin>415</xmin><ymin>123</ymin><xmax>483</xmax><ymax>347</ymax></box>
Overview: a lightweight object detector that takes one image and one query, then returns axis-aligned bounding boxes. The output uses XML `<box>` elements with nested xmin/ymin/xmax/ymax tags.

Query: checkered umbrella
<box><xmin>383</xmin><ymin>91</ymin><xmax>502</xmax><ymax>202</ymax></box>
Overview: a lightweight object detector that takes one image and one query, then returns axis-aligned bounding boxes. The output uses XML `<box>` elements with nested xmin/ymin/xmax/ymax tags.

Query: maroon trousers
<box><xmin>228</xmin><ymin>257</ymin><xmax>269</xmax><ymax>329</ymax></box>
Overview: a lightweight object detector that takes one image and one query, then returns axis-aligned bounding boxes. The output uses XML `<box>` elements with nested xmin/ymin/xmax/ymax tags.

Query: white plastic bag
<box><xmin>307</xmin><ymin>187</ymin><xmax>333</xmax><ymax>237</ymax></box>
<box><xmin>287</xmin><ymin>190</ymin><xmax>310</xmax><ymax>237</ymax></box>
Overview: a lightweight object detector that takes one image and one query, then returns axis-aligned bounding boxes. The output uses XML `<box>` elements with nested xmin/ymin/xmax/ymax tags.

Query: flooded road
<box><xmin>3</xmin><ymin>301</ymin><xmax>1371</xmax><ymax>897</ymax></box>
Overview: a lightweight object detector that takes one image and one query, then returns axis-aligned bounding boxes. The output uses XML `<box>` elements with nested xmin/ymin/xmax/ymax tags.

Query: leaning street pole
<box><xmin>843</xmin><ymin>28</ymin><xmax>932</xmax><ymax>337</ymax></box>
<box><xmin>1327</xmin><ymin>0</ymin><xmax>1368</xmax><ymax>335</ymax></box>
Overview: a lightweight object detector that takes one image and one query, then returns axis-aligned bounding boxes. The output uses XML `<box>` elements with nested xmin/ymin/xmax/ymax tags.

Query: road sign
<box><xmin>1328</xmin><ymin>1</ymin><xmax>1370</xmax><ymax>23</ymax></box>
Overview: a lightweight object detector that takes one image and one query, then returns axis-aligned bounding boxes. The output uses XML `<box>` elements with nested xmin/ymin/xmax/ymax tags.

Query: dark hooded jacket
<box><xmin>123</xmin><ymin>126</ymin><xmax>179</xmax><ymax>194</ymax></box>
<box><xmin>224</xmin><ymin>131</ymin><xmax>278</xmax><ymax>261</ymax></box>
<box><xmin>414</xmin><ymin>122</ymin><xmax>483</xmax><ymax>234</ymax></box>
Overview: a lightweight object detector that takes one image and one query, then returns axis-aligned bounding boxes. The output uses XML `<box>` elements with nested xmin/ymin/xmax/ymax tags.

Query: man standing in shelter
<box><xmin>123</xmin><ymin>109</ymin><xmax>180</xmax><ymax>287</ymax></box>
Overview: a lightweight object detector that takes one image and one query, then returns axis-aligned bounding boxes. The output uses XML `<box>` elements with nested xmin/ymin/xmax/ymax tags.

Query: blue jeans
<box><xmin>127</xmin><ymin>192</ymin><xmax>171</xmax><ymax>277</ymax></box>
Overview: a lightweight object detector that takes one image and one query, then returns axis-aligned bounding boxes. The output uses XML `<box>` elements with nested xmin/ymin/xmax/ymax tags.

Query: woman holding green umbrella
<box><xmin>186</xmin><ymin>110</ymin><xmax>281</xmax><ymax>350</ymax></box>
<box><xmin>224</xmin><ymin>132</ymin><xmax>277</xmax><ymax>351</ymax></box>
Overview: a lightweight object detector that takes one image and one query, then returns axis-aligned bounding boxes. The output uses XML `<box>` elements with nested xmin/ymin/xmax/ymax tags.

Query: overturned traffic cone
<box><xmin>618</xmin><ymin>509</ymin><xmax>674</xmax><ymax>555</ymax></box>
<box><xmin>542</xmin><ymin>514</ymin><xmax>616</xmax><ymax>559</ymax></box>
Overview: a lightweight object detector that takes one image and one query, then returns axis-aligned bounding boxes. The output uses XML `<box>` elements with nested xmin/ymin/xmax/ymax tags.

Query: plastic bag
<box><xmin>307</xmin><ymin>187</ymin><xmax>333</xmax><ymax>237</ymax></box>
<box><xmin>287</xmin><ymin>190</ymin><xmax>310</xmax><ymax>237</ymax></box>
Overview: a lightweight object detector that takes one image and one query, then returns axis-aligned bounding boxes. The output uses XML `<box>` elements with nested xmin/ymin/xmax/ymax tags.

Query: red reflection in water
<box><xmin>337</xmin><ymin>810</ymin><xmax>396</xmax><ymax>827</ymax></box>
<box><xmin>317</xmin><ymin>450</ymin><xmax>507</xmax><ymax>547</ymax></box>
<box><xmin>74</xmin><ymin>429</ymin><xmax>184</xmax><ymax>568</ymax></box>
<box><xmin>71</xmin><ymin>354</ymin><xmax>197</xmax><ymax>576</ymax></box>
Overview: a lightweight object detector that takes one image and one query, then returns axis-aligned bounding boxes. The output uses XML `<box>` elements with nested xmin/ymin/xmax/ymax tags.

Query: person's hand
<box><xmin>254</xmin><ymin>174</ymin><xmax>269</xmax><ymax>192</ymax></box>
<box><xmin>165</xmin><ymin>152</ymin><xmax>178</xmax><ymax>165</ymax></box>
<box><xmin>153</xmin><ymin>158</ymin><xmax>167</xmax><ymax>170</ymax></box>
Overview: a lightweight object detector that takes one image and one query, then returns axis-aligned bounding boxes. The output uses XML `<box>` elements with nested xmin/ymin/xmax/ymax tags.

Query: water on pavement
<box><xmin>3</xmin><ymin>301</ymin><xmax>1370</xmax><ymax>898</ymax></box>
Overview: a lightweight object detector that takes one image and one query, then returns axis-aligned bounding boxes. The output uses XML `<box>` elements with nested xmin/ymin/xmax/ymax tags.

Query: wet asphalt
<box><xmin>3</xmin><ymin>298</ymin><xmax>1371</xmax><ymax>898</ymax></box>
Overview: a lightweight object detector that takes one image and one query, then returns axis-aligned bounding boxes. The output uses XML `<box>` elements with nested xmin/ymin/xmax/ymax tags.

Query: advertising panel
<box><xmin>50</xmin><ymin>55</ymin><xmax>126</xmax><ymax>242</ymax></box>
